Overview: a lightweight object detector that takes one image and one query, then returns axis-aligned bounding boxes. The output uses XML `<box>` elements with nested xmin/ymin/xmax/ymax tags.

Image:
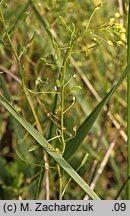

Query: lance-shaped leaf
<box><xmin>64</xmin><ymin>63</ymin><xmax>130</xmax><ymax>160</ymax></box>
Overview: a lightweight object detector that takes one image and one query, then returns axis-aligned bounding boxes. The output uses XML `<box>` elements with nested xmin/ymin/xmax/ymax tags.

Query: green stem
<box><xmin>0</xmin><ymin>6</ymin><xmax>42</xmax><ymax>133</ymax></box>
<box><xmin>57</xmin><ymin>164</ymin><xmax>62</xmax><ymax>200</ymax></box>
<box><xmin>127</xmin><ymin>0</ymin><xmax>130</xmax><ymax>200</ymax></box>
<box><xmin>57</xmin><ymin>31</ymin><xmax>75</xmax><ymax>198</ymax></box>
<box><xmin>61</xmin><ymin>63</ymin><xmax>67</xmax><ymax>154</ymax></box>
<box><xmin>60</xmin><ymin>36</ymin><xmax>75</xmax><ymax>154</ymax></box>
<box><xmin>0</xmin><ymin>6</ymin><xmax>49</xmax><ymax>200</ymax></box>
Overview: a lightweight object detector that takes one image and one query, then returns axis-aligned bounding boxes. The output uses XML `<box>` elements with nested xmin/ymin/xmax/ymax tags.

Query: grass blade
<box><xmin>64</xmin><ymin>63</ymin><xmax>130</xmax><ymax>160</ymax></box>
<box><xmin>0</xmin><ymin>94</ymin><xmax>100</xmax><ymax>200</ymax></box>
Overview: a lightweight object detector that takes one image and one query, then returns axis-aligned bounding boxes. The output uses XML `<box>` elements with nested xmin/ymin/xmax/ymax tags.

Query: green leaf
<box><xmin>56</xmin><ymin>79</ymin><xmax>61</xmax><ymax>88</ymax></box>
<box><xmin>7</xmin><ymin>1</ymin><xmax>30</xmax><ymax>35</ymax></box>
<box><xmin>59</xmin><ymin>16</ymin><xmax>72</xmax><ymax>33</ymax></box>
<box><xmin>46</xmin><ymin>27</ymin><xmax>59</xmax><ymax>49</ymax></box>
<box><xmin>64</xmin><ymin>63</ymin><xmax>130</xmax><ymax>160</ymax></box>
<box><xmin>71</xmin><ymin>85</ymin><xmax>82</xmax><ymax>91</ymax></box>
<box><xmin>28</xmin><ymin>144</ymin><xmax>39</xmax><ymax>152</ymax></box>
<box><xmin>19</xmin><ymin>11</ymin><xmax>29</xmax><ymax>21</ymax></box>
<box><xmin>29</xmin><ymin>1</ymin><xmax>59</xmax><ymax>50</ymax></box>
<box><xmin>0</xmin><ymin>94</ymin><xmax>100</xmax><ymax>200</ymax></box>
<box><xmin>29</xmin><ymin>0</ymin><xmax>46</xmax><ymax>28</ymax></box>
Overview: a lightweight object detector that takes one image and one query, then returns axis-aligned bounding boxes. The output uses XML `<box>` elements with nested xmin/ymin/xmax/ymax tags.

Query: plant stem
<box><xmin>127</xmin><ymin>0</ymin><xmax>130</xmax><ymax>200</ymax></box>
<box><xmin>60</xmin><ymin>63</ymin><xmax>67</xmax><ymax>154</ymax></box>
<box><xmin>60</xmin><ymin>36</ymin><xmax>74</xmax><ymax>155</ymax></box>
<box><xmin>57</xmin><ymin>164</ymin><xmax>62</xmax><ymax>200</ymax></box>
<box><xmin>57</xmin><ymin>31</ymin><xmax>75</xmax><ymax>199</ymax></box>
<box><xmin>0</xmin><ymin>6</ymin><xmax>50</xmax><ymax>200</ymax></box>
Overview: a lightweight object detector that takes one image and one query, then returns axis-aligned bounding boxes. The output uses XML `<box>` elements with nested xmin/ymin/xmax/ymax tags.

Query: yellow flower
<box><xmin>114</xmin><ymin>12</ymin><xmax>120</xmax><ymax>18</ymax></box>
<box><xmin>121</xmin><ymin>33</ymin><xmax>127</xmax><ymax>42</ymax></box>
<box><xmin>117</xmin><ymin>41</ymin><xmax>124</xmax><ymax>46</ymax></box>
<box><xmin>120</xmin><ymin>27</ymin><xmax>126</xmax><ymax>33</ymax></box>
<box><xmin>109</xmin><ymin>18</ymin><xmax>115</xmax><ymax>26</ymax></box>
<box><xmin>92</xmin><ymin>0</ymin><xmax>102</xmax><ymax>7</ymax></box>
<box><xmin>107</xmin><ymin>40</ymin><xmax>114</xmax><ymax>46</ymax></box>
<box><xmin>118</xmin><ymin>23</ymin><xmax>123</xmax><ymax>29</ymax></box>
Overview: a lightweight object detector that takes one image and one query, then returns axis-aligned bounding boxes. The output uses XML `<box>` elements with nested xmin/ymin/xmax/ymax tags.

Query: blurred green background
<box><xmin>0</xmin><ymin>0</ymin><xmax>129</xmax><ymax>199</ymax></box>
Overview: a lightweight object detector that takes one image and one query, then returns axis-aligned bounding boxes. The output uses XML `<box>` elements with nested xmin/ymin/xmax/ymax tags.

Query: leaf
<box><xmin>64</xmin><ymin>63</ymin><xmax>130</xmax><ymax>160</ymax></box>
<box><xmin>59</xmin><ymin>16</ymin><xmax>72</xmax><ymax>33</ymax></box>
<box><xmin>7</xmin><ymin>1</ymin><xmax>30</xmax><ymax>35</ymax></box>
<box><xmin>56</xmin><ymin>79</ymin><xmax>61</xmax><ymax>88</ymax></box>
<box><xmin>29</xmin><ymin>1</ymin><xmax>60</xmax><ymax>50</ymax></box>
<box><xmin>19</xmin><ymin>11</ymin><xmax>30</xmax><ymax>21</ymax></box>
<box><xmin>46</xmin><ymin>27</ymin><xmax>59</xmax><ymax>49</ymax></box>
<box><xmin>71</xmin><ymin>85</ymin><xmax>82</xmax><ymax>91</ymax></box>
<box><xmin>28</xmin><ymin>144</ymin><xmax>39</xmax><ymax>152</ymax></box>
<box><xmin>0</xmin><ymin>94</ymin><xmax>100</xmax><ymax>200</ymax></box>
<box><xmin>29</xmin><ymin>0</ymin><xmax>46</xmax><ymax>28</ymax></box>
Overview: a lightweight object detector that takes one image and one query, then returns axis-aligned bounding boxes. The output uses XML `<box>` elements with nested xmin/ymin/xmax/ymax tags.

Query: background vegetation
<box><xmin>0</xmin><ymin>0</ymin><xmax>129</xmax><ymax>200</ymax></box>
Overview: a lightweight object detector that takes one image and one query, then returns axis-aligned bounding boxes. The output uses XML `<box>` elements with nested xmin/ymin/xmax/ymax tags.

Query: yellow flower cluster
<box><xmin>108</xmin><ymin>13</ymin><xmax>127</xmax><ymax>46</ymax></box>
